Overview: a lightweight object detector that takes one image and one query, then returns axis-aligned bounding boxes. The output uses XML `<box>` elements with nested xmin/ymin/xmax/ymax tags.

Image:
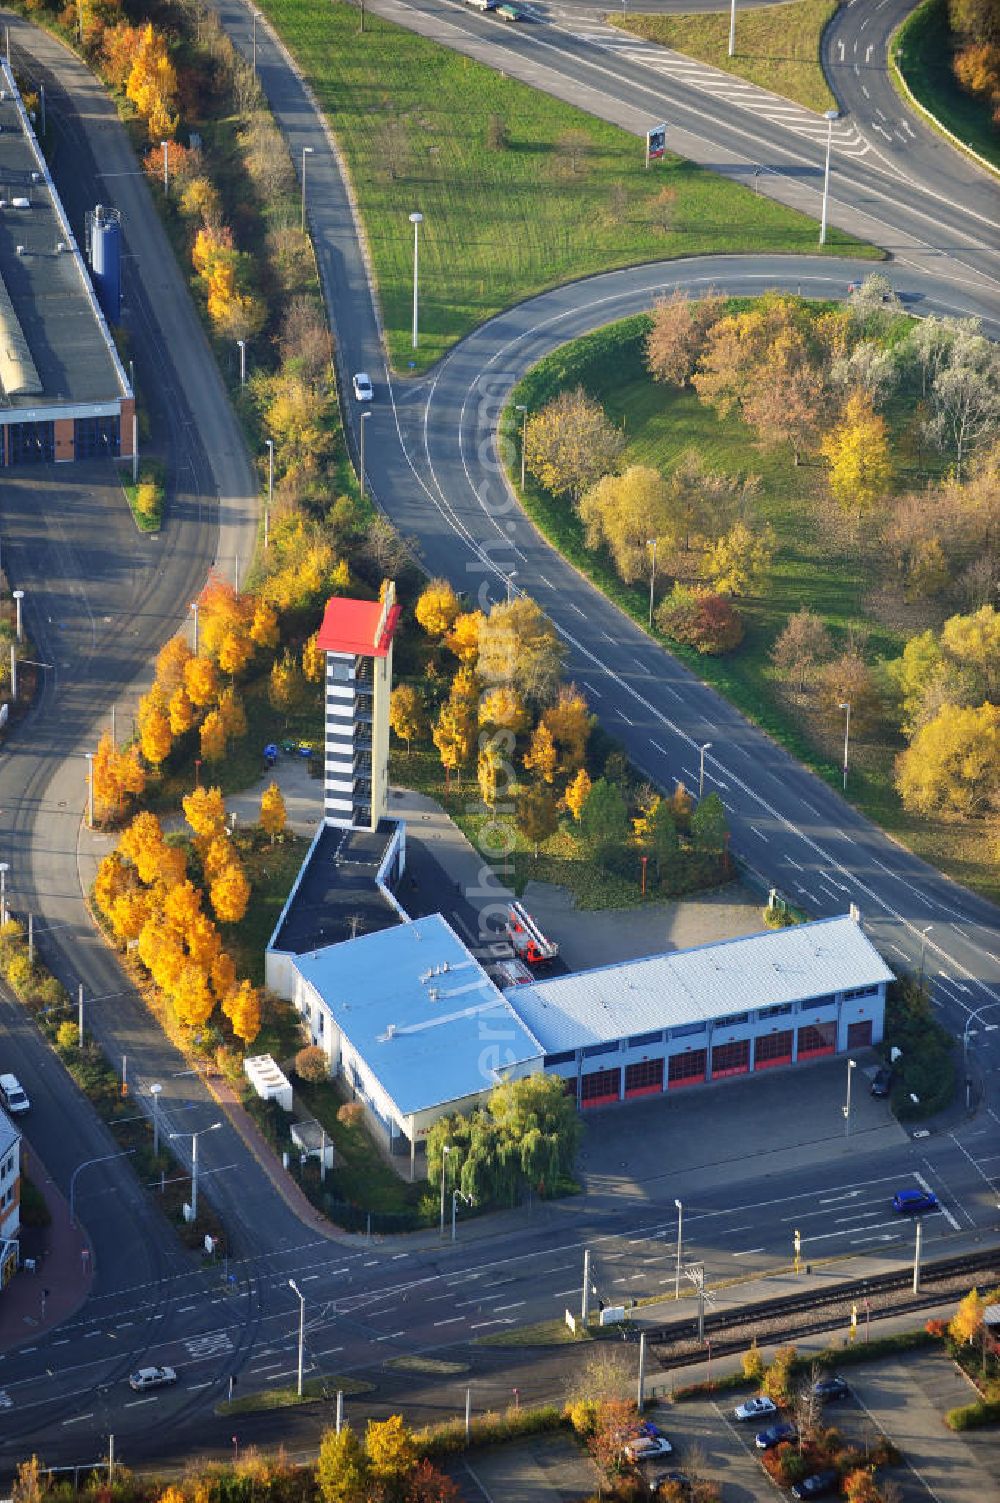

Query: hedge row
<box><xmin>946</xmin><ymin>1397</ymin><xmax>1000</xmax><ymax>1430</ymax></box>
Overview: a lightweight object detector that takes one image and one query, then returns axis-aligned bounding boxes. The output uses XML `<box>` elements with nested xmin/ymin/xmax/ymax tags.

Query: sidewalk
<box><xmin>0</xmin><ymin>1148</ymin><xmax>92</xmax><ymax>1355</ymax></box>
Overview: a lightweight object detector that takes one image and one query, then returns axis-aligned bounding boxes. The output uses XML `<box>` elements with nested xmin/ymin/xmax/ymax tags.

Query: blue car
<box><xmin>892</xmin><ymin>1188</ymin><xmax>938</xmax><ymax>1214</ymax></box>
<box><xmin>755</xmin><ymin>1422</ymin><xmax>797</xmax><ymax>1450</ymax></box>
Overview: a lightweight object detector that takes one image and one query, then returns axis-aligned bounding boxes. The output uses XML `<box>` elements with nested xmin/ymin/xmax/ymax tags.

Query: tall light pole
<box><xmin>698</xmin><ymin>741</ymin><xmax>712</xmax><ymax>801</ymax></box>
<box><xmin>674</xmin><ymin>1197</ymin><xmax>683</xmax><ymax>1300</ymax></box>
<box><xmin>506</xmin><ymin>569</ymin><xmax>517</xmax><ymax>605</ymax></box>
<box><xmin>190</xmin><ymin>600</ymin><xmax>200</xmax><ymax>656</ymax></box>
<box><xmin>170</xmin><ymin>1122</ymin><xmax>221</xmax><ymax>1223</ymax></box>
<box><xmin>516</xmin><ymin>404</ymin><xmax>527</xmax><ymax>490</ymax></box>
<box><xmin>85</xmin><ymin>752</ymin><xmax>95</xmax><ymax>830</ymax></box>
<box><xmin>265</xmin><ymin>438</ymin><xmax>274</xmax><ymax>548</ymax></box>
<box><xmin>819</xmin><ymin>109</ymin><xmax>840</xmax><ymax>246</ymax></box>
<box><xmin>843</xmin><ymin>1057</ymin><xmax>856</xmax><ymax>1137</ymax></box>
<box><xmin>289</xmin><ymin>1278</ymin><xmax>306</xmax><ymax>1397</ymax></box>
<box><xmin>728</xmin><ymin>0</ymin><xmax>737</xmax><ymax>57</ymax></box>
<box><xmin>409</xmin><ymin>211</ymin><xmax>424</xmax><ymax>349</ymax></box>
<box><xmin>252</xmin><ymin>7</ymin><xmax>258</xmax><ymax>71</ymax></box>
<box><xmin>438</xmin><ymin>1143</ymin><xmax>451</xmax><ymax>1238</ymax></box>
<box><xmin>452</xmin><ymin>1188</ymin><xmax>473</xmax><ymax>1241</ymax></box>
<box><xmin>647</xmin><ymin>537</ymin><xmax>658</xmax><ymax>628</ymax></box>
<box><xmin>0</xmin><ymin>863</ymin><xmax>8</xmax><ymax>928</ymax></box>
<box><xmin>237</xmin><ymin>339</ymin><xmax>246</xmax><ymax>388</ymax></box>
<box><xmin>839</xmin><ymin>701</ymin><xmax>851</xmax><ymax>791</ymax></box>
<box><xmin>962</xmin><ymin>1002</ymin><xmax>1000</xmax><ymax>1112</ymax></box>
<box><xmin>300</xmin><ymin>145</ymin><xmax>314</xmax><ymax>235</ymax></box>
<box><xmin>69</xmin><ymin>1150</ymin><xmax>136</xmax><ymax>1226</ymax></box>
<box><xmin>161</xmin><ymin>140</ymin><xmax>169</xmax><ymax>193</ymax></box>
<box><xmin>150</xmin><ymin>1083</ymin><xmax>163</xmax><ymax>1158</ymax></box>
<box><xmin>359</xmin><ymin>410</ymin><xmax>370</xmax><ymax>500</ymax></box>
<box><xmin>12</xmin><ymin>589</ymin><xmax>23</xmax><ymax>642</ymax></box>
<box><xmin>917</xmin><ymin>923</ymin><xmax>932</xmax><ymax>988</ymax></box>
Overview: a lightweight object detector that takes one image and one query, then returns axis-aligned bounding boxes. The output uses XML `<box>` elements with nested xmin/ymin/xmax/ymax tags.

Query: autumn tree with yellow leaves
<box><xmin>415</xmin><ymin>578</ymin><xmax>461</xmax><ymax>638</ymax></box>
<box><xmin>820</xmin><ymin>390</ymin><xmax>893</xmax><ymax>515</ymax></box>
<box><xmin>389</xmin><ymin>684</ymin><xmax>427</xmax><ymax>753</ymax></box>
<box><xmin>91</xmin><ymin>731</ymin><xmax>145</xmax><ymax>823</ymax></box>
<box><xmin>260</xmin><ymin>782</ymin><xmax>287</xmax><ymax>843</ymax></box>
<box><xmin>123</xmin><ymin>23</ymin><xmax>179</xmax><ymax>142</ymax></box>
<box><xmin>564</xmin><ymin>767</ymin><xmax>592</xmax><ymax>822</ymax></box>
<box><xmin>211</xmin><ymin>860</ymin><xmax>251</xmax><ymax>924</ymax></box>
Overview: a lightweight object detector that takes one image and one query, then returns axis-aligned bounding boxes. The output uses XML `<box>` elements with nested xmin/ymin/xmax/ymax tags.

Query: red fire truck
<box><xmin>506</xmin><ymin>901</ymin><xmax>558</xmax><ymax>967</ymax></box>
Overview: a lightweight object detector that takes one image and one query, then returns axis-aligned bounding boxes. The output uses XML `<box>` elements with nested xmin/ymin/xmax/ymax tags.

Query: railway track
<box><xmin>647</xmin><ymin>1247</ymin><xmax>1000</xmax><ymax>1370</ymax></box>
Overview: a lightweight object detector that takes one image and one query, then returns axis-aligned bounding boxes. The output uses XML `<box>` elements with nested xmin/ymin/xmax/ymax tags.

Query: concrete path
<box><xmin>0</xmin><ymin>1147</ymin><xmax>91</xmax><ymax>1355</ymax></box>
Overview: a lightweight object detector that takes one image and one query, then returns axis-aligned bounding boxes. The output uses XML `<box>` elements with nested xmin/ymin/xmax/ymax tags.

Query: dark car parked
<box><xmin>871</xmin><ymin>1066</ymin><xmax>892</xmax><ymax>1097</ymax></box>
<box><xmin>813</xmin><ymin>1375</ymin><xmax>850</xmax><ymax>1401</ymax></box>
<box><xmin>792</xmin><ymin>1470</ymin><xmax>840</xmax><ymax>1499</ymax></box>
<box><xmin>755</xmin><ymin>1422</ymin><xmax>797</xmax><ymax>1450</ymax></box>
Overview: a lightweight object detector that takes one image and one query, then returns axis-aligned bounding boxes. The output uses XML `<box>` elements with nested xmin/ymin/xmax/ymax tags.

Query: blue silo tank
<box><xmin>90</xmin><ymin>204</ymin><xmax>122</xmax><ymax>325</ymax></box>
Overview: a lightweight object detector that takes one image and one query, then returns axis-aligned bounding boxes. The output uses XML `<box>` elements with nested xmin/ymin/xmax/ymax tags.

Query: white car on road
<box><xmin>352</xmin><ymin>372</ymin><xmax>373</xmax><ymax>401</ymax></box>
<box><xmin>0</xmin><ymin>1074</ymin><xmax>29</xmax><ymax>1114</ymax></box>
<box><xmin>128</xmin><ymin>1365</ymin><xmax>177</xmax><ymax>1392</ymax></box>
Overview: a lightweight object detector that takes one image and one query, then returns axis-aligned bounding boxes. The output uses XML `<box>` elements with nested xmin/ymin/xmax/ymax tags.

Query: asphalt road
<box><xmin>1</xmin><ymin>0</ymin><xmax>1000</xmax><ymax>1476</ymax></box>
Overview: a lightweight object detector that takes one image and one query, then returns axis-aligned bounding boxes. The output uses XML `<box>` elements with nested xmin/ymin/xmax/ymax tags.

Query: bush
<box><xmin>55</xmin><ymin>1021</ymin><xmax>79</xmax><ymax>1051</ymax></box>
<box><xmin>763</xmin><ymin>903</ymin><xmax>798</xmax><ymax>928</ymax></box>
<box><xmin>19</xmin><ymin>1174</ymin><xmax>51</xmax><ymax>1228</ymax></box>
<box><xmin>295</xmin><ymin>1044</ymin><xmax>329</xmax><ymax>1084</ymax></box>
<box><xmin>5</xmin><ymin>952</ymin><xmax>32</xmax><ymax>994</ymax></box>
<box><xmin>946</xmin><ymin>1397</ymin><xmax>1000</xmax><ymax>1430</ymax></box>
<box><xmin>656</xmin><ymin>587</ymin><xmax>745</xmax><ymax>655</ymax></box>
<box><xmin>416</xmin><ymin>1403</ymin><xmax>566</xmax><ymax>1457</ymax></box>
<box><xmin>336</xmin><ymin>1101</ymin><xmax>364</xmax><ymax>1127</ymax></box>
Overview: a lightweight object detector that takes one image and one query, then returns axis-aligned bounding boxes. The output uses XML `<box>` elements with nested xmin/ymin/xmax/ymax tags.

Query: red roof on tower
<box><xmin>315</xmin><ymin>596</ymin><xmax>402</xmax><ymax>658</ymax></box>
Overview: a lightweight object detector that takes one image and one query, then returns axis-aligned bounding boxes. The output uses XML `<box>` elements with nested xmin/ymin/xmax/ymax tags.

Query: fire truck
<box><xmin>506</xmin><ymin>901</ymin><xmax>558</xmax><ymax>967</ymax></box>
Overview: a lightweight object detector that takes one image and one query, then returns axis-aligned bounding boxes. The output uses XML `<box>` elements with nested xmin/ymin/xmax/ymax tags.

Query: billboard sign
<box><xmin>646</xmin><ymin>123</ymin><xmax>667</xmax><ymax>165</ymax></box>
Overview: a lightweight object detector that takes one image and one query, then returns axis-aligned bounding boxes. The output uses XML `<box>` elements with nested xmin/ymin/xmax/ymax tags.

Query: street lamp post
<box><xmin>409</xmin><ymin>211</ymin><xmax>424</xmax><ymax>349</ymax></box>
<box><xmin>843</xmin><ymin>1057</ymin><xmax>856</xmax><ymax>1137</ymax></box>
<box><xmin>647</xmin><ymin>537</ymin><xmax>658</xmax><ymax>628</ymax></box>
<box><xmin>300</xmin><ymin>145</ymin><xmax>314</xmax><ymax>235</ymax></box>
<box><xmin>252</xmin><ymin>7</ymin><xmax>258</xmax><ymax>70</ymax></box>
<box><xmin>918</xmin><ymin>924</ymin><xmax>932</xmax><ymax>988</ymax></box>
<box><xmin>674</xmin><ymin>1197</ymin><xmax>683</xmax><ymax>1300</ymax></box>
<box><xmin>516</xmin><ymin>404</ymin><xmax>528</xmax><ymax>490</ymax></box>
<box><xmin>69</xmin><ymin>1149</ymin><xmax>136</xmax><ymax>1226</ymax></box>
<box><xmin>963</xmin><ymin>1002</ymin><xmax>1000</xmax><ymax>1112</ymax></box>
<box><xmin>839</xmin><ymin>701</ymin><xmax>851</xmax><ymax>791</ymax></box>
<box><xmin>819</xmin><ymin>109</ymin><xmax>840</xmax><ymax>246</ymax></box>
<box><xmin>0</xmin><ymin>863</ymin><xmax>7</xmax><ymax>928</ymax></box>
<box><xmin>359</xmin><ymin>411</ymin><xmax>370</xmax><ymax>500</ymax></box>
<box><xmin>728</xmin><ymin>0</ymin><xmax>737</xmax><ymax>57</ymax></box>
<box><xmin>12</xmin><ymin>589</ymin><xmax>23</xmax><ymax>642</ymax></box>
<box><xmin>237</xmin><ymin>339</ymin><xmax>246</xmax><ymax>388</ymax></box>
<box><xmin>161</xmin><ymin>140</ymin><xmax>169</xmax><ymax>193</ymax></box>
<box><xmin>190</xmin><ymin>600</ymin><xmax>200</xmax><ymax>656</ymax></box>
<box><xmin>150</xmin><ymin>1083</ymin><xmax>163</xmax><ymax>1158</ymax></box>
<box><xmin>289</xmin><ymin>1278</ymin><xmax>306</xmax><ymax>1397</ymax></box>
<box><xmin>698</xmin><ymin>742</ymin><xmax>712</xmax><ymax>801</ymax></box>
<box><xmin>265</xmin><ymin>438</ymin><xmax>274</xmax><ymax>549</ymax></box>
<box><xmin>439</xmin><ymin>1144</ymin><xmax>451</xmax><ymax>1238</ymax></box>
<box><xmin>506</xmin><ymin>570</ymin><xmax>517</xmax><ymax>605</ymax></box>
<box><xmin>85</xmin><ymin>752</ymin><xmax>95</xmax><ymax>830</ymax></box>
<box><xmin>451</xmin><ymin>1188</ymin><xmax>473</xmax><ymax>1242</ymax></box>
<box><xmin>170</xmin><ymin>1122</ymin><xmax>221</xmax><ymax>1223</ymax></box>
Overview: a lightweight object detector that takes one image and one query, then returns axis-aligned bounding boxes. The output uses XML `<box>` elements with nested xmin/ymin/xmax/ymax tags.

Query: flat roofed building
<box><xmin>289</xmin><ymin>913</ymin><xmax>543</xmax><ymax>1173</ymax></box>
<box><xmin>0</xmin><ymin>1107</ymin><xmax>21</xmax><ymax>1288</ymax></box>
<box><xmin>0</xmin><ymin>63</ymin><xmax>132</xmax><ymax>465</ymax></box>
<box><xmin>508</xmin><ymin>915</ymin><xmax>893</xmax><ymax>1108</ymax></box>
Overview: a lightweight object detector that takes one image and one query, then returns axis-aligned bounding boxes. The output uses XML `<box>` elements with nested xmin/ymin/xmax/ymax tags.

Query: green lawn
<box><xmin>892</xmin><ymin>0</ymin><xmax>1000</xmax><ymax>171</ymax></box>
<box><xmin>506</xmin><ymin>313</ymin><xmax>1000</xmax><ymax>906</ymax></box>
<box><xmin>297</xmin><ymin>1077</ymin><xmax>430</xmax><ymax>1217</ymax></box>
<box><xmin>610</xmin><ymin>0</ymin><xmax>838</xmax><ymax>114</ymax></box>
<box><xmin>259</xmin><ymin>0</ymin><xmax>875</xmax><ymax>370</ymax></box>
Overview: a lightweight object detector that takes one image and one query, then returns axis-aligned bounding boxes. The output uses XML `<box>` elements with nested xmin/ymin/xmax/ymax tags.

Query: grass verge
<box><xmin>610</xmin><ymin>0</ymin><xmax>838</xmax><ymax>115</ymax></box>
<box><xmin>259</xmin><ymin>0</ymin><xmax>875</xmax><ymax>371</ymax></box>
<box><xmin>386</xmin><ymin>1355</ymin><xmax>471</xmax><ymax>1375</ymax></box>
<box><xmin>892</xmin><ymin>0</ymin><xmax>1000</xmax><ymax>172</ymax></box>
<box><xmin>476</xmin><ymin>1317</ymin><xmax>594</xmax><ymax>1347</ymax></box>
<box><xmin>122</xmin><ymin>459</ymin><xmax>164</xmax><ymax>533</ymax></box>
<box><xmin>504</xmin><ymin>312</ymin><xmax>1000</xmax><ymax>907</ymax></box>
<box><xmin>218</xmin><ymin>1374</ymin><xmax>374</xmax><ymax>1414</ymax></box>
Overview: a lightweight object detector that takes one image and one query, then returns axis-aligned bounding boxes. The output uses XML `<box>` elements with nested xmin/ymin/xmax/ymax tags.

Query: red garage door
<box><xmin>798</xmin><ymin>1022</ymin><xmax>836</xmax><ymax>1059</ymax></box>
<box><xmin>755</xmin><ymin>1030</ymin><xmax>793</xmax><ymax>1070</ymax></box>
<box><xmin>668</xmin><ymin>1050</ymin><xmax>707</xmax><ymax>1089</ymax></box>
<box><xmin>711</xmin><ymin>1039</ymin><xmax>750</xmax><ymax>1079</ymax></box>
<box><xmin>580</xmin><ymin>1067</ymin><xmax>621</xmax><ymax>1108</ymax></box>
<box><xmin>847</xmin><ymin>1019</ymin><xmax>873</xmax><ymax>1049</ymax></box>
<box><xmin>625</xmin><ymin>1058</ymin><xmax>664</xmax><ymax>1098</ymax></box>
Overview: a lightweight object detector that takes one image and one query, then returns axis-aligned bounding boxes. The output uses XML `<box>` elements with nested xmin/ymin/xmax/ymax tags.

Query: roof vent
<box><xmin>31</xmin><ymin>171</ymin><xmax>40</xmax><ymax>183</ymax></box>
<box><xmin>0</xmin><ymin>90</ymin><xmax>7</xmax><ymax>101</ymax></box>
<box><xmin>12</xmin><ymin>197</ymin><xmax>29</xmax><ymax>210</ymax></box>
<box><xmin>55</xmin><ymin>241</ymin><xmax>65</xmax><ymax>253</ymax></box>
<box><xmin>428</xmin><ymin>987</ymin><xmax>439</xmax><ymax>1002</ymax></box>
<box><xmin>15</xmin><ymin>244</ymin><xmax>24</xmax><ymax>255</ymax></box>
<box><xmin>385</xmin><ymin>1024</ymin><xmax>396</xmax><ymax>1040</ymax></box>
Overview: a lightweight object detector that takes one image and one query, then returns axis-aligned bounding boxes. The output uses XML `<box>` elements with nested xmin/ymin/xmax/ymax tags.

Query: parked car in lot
<box><xmin>648</xmin><ymin>1472</ymin><xmax>690</xmax><ymax>1497</ymax></box>
<box><xmin>871</xmin><ymin>1066</ymin><xmax>892</xmax><ymax>1097</ymax></box>
<box><xmin>0</xmin><ymin>1074</ymin><xmax>29</xmax><ymax>1114</ymax></box>
<box><xmin>892</xmin><ymin>1187</ymin><xmax>938</xmax><ymax>1214</ymax></box>
<box><xmin>812</xmin><ymin>1374</ymin><xmax>850</xmax><ymax>1401</ymax></box>
<box><xmin>755</xmin><ymin>1422</ymin><xmax>797</xmax><ymax>1450</ymax></box>
<box><xmin>733</xmin><ymin>1395</ymin><xmax>777</xmax><ymax>1422</ymax></box>
<box><xmin>352</xmin><ymin>372</ymin><xmax>373</xmax><ymax>401</ymax></box>
<box><xmin>128</xmin><ymin>1365</ymin><xmax>177</xmax><ymax>1392</ymax></box>
<box><xmin>792</xmin><ymin>1470</ymin><xmax>840</xmax><ymax>1499</ymax></box>
<box><xmin>625</xmin><ymin>1435</ymin><xmax>674</xmax><ymax>1463</ymax></box>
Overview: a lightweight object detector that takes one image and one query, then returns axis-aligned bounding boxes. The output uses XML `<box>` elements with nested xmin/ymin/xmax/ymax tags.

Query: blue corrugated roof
<box><xmin>506</xmin><ymin>916</ymin><xmax>895</xmax><ymax>1053</ymax></box>
<box><xmin>294</xmin><ymin>914</ymin><xmax>543</xmax><ymax>1117</ymax></box>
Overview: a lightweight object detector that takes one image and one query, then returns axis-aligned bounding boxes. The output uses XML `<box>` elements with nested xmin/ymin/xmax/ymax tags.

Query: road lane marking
<box><xmin>63</xmin><ymin>1414</ymin><xmax>94</xmax><ymax>1425</ymax></box>
<box><xmin>433</xmin><ymin>1316</ymin><xmax>465</xmax><ymax>1327</ymax></box>
<box><xmin>124</xmin><ymin>1397</ymin><xmax>158</xmax><ymax>1408</ymax></box>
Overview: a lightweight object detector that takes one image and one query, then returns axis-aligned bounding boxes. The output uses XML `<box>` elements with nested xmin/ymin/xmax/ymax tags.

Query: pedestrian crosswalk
<box><xmin>573</xmin><ymin>31</ymin><xmax>871</xmax><ymax>160</ymax></box>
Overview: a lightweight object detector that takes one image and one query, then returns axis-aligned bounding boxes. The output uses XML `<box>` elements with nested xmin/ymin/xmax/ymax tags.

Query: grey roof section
<box><xmin>506</xmin><ymin>916</ymin><xmax>895</xmax><ymax>1054</ymax></box>
<box><xmin>293</xmin><ymin>913</ymin><xmax>543</xmax><ymax>1117</ymax></box>
<box><xmin>270</xmin><ymin>821</ymin><xmax>402</xmax><ymax>955</ymax></box>
<box><xmin>0</xmin><ymin>1106</ymin><xmax>19</xmax><ymax>1158</ymax></box>
<box><xmin>0</xmin><ymin>65</ymin><xmax>125</xmax><ymax>411</ymax></box>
